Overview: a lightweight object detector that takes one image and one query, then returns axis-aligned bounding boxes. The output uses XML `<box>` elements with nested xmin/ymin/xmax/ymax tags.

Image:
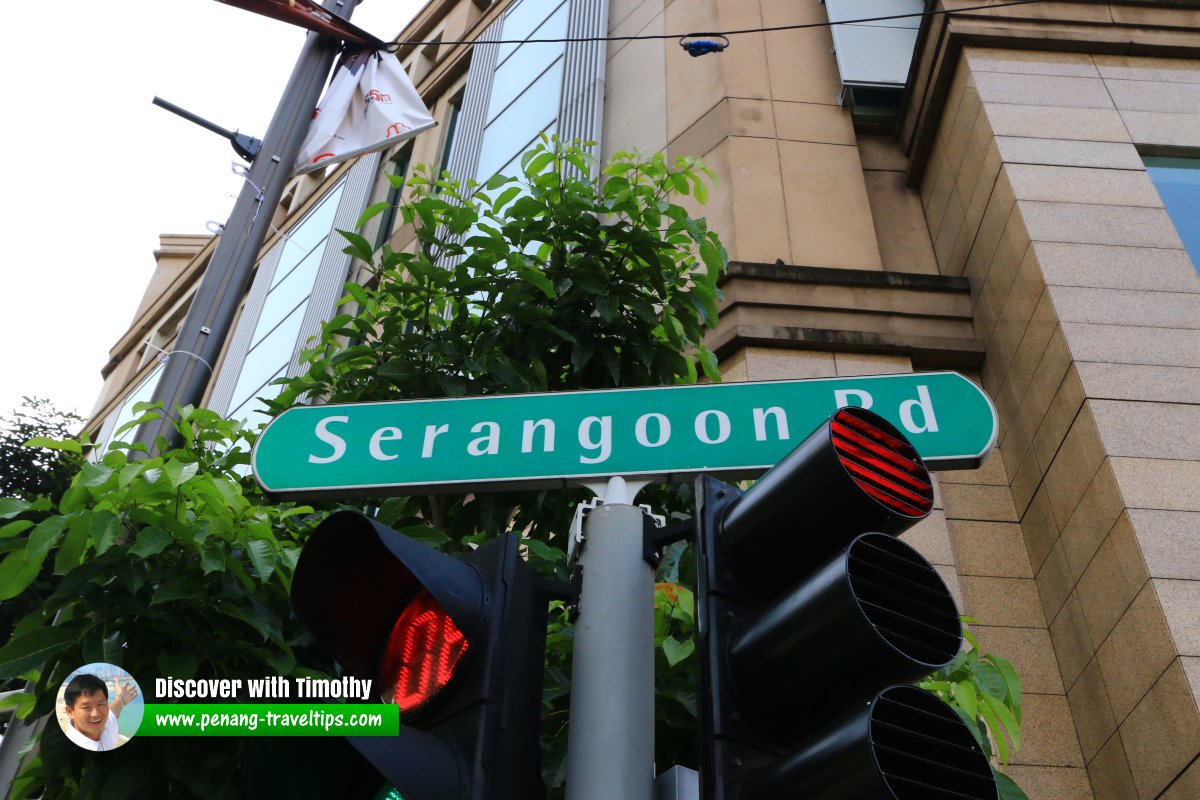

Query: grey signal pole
<box><xmin>135</xmin><ymin>0</ymin><xmax>358</xmax><ymax>451</ymax></box>
<box><xmin>566</xmin><ymin>501</ymin><xmax>656</xmax><ymax>800</ymax></box>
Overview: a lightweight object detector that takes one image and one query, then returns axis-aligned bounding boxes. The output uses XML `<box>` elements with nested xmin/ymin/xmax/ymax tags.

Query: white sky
<box><xmin>0</xmin><ymin>0</ymin><xmax>425</xmax><ymax>422</ymax></box>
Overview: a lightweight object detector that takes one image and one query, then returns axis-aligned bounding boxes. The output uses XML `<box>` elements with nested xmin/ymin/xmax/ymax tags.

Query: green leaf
<box><xmin>22</xmin><ymin>436</ymin><xmax>82</xmax><ymax>453</ymax></box>
<box><xmin>339</xmin><ymin>229</ymin><xmax>376</xmax><ymax>264</ymax></box>
<box><xmin>90</xmin><ymin>510</ymin><xmax>122</xmax><ymax>555</ymax></box>
<box><xmin>993</xmin><ymin>768</ymin><xmax>1030</xmax><ymax>800</ymax></box>
<box><xmin>525</xmin><ymin>538</ymin><xmax>565</xmax><ymax>565</ymax></box>
<box><xmin>54</xmin><ymin>517</ymin><xmax>90</xmax><ymax>574</ymax></box>
<box><xmin>661</xmin><ymin>635</ymin><xmax>694</xmax><ymax>667</ymax></box>
<box><xmin>0</xmin><ymin>519</ymin><xmax>35</xmax><ymax>539</ymax></box>
<box><xmin>245</xmin><ymin>539</ymin><xmax>276</xmax><ymax>584</ymax></box>
<box><xmin>953</xmin><ymin>679</ymin><xmax>978</xmax><ymax>723</ymax></box>
<box><xmin>0</xmin><ymin>691</ymin><xmax>36</xmax><ymax>719</ymax></box>
<box><xmin>201</xmin><ymin>545</ymin><xmax>225</xmax><ymax>574</ymax></box>
<box><xmin>0</xmin><ymin>625</ymin><xmax>81</xmax><ymax>679</ymax></box>
<box><xmin>26</xmin><ymin>516</ymin><xmax>68</xmax><ymax>561</ymax></box>
<box><xmin>77</xmin><ymin>462</ymin><xmax>114</xmax><ymax>489</ymax></box>
<box><xmin>980</xmin><ymin>691</ymin><xmax>1021</xmax><ymax>751</ymax></box>
<box><xmin>525</xmin><ymin>151</ymin><xmax>556</xmax><ymax>176</ymax></box>
<box><xmin>0</xmin><ymin>545</ymin><xmax>46</xmax><ymax>601</ymax></box>
<box><xmin>150</xmin><ymin>578</ymin><xmax>193</xmax><ymax>606</ymax></box>
<box><xmin>517</xmin><ymin>266</ymin><xmax>557</xmax><ymax>299</ymax></box>
<box><xmin>977</xmin><ymin>693</ymin><xmax>1011</xmax><ymax>765</ymax></box>
<box><xmin>972</xmin><ymin>660</ymin><xmax>1009</xmax><ymax>701</ymax></box>
<box><xmin>163</xmin><ymin>459</ymin><xmax>199</xmax><ymax>489</ymax></box>
<box><xmin>356</xmin><ymin>200</ymin><xmax>393</xmax><ymax>229</ymax></box>
<box><xmin>0</xmin><ymin>499</ymin><xmax>33</xmax><ymax>520</ymax></box>
<box><xmin>130</xmin><ymin>527</ymin><xmax>173</xmax><ymax>558</ymax></box>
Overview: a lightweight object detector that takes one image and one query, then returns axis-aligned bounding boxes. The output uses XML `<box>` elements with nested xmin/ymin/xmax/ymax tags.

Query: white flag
<box><xmin>294</xmin><ymin>49</ymin><xmax>436</xmax><ymax>175</ymax></box>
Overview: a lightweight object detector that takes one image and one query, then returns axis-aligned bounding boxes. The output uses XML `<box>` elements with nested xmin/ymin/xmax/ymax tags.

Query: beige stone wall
<box><xmin>662</xmin><ymin>0</ymin><xmax>883</xmax><ymax>269</ymax></box>
<box><xmin>920</xmin><ymin>46</ymin><xmax>1200</xmax><ymax>799</ymax></box>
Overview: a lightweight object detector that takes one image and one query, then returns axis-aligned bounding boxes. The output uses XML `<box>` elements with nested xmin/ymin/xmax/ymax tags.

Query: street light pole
<box><xmin>134</xmin><ymin>0</ymin><xmax>359</xmax><ymax>451</ymax></box>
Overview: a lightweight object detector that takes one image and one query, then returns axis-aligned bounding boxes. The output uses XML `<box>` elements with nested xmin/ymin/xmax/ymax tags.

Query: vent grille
<box><xmin>848</xmin><ymin>534</ymin><xmax>961</xmax><ymax>667</ymax></box>
<box><xmin>870</xmin><ymin>686</ymin><xmax>997</xmax><ymax>800</ymax></box>
<box><xmin>831</xmin><ymin>407</ymin><xmax>933</xmax><ymax>518</ymax></box>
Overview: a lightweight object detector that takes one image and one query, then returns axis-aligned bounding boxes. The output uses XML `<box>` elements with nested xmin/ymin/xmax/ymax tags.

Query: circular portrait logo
<box><xmin>56</xmin><ymin>663</ymin><xmax>144</xmax><ymax>751</ymax></box>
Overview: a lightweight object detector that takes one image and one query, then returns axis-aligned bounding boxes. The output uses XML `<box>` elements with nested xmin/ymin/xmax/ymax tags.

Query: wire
<box><xmin>385</xmin><ymin>0</ymin><xmax>1047</xmax><ymax>51</ymax></box>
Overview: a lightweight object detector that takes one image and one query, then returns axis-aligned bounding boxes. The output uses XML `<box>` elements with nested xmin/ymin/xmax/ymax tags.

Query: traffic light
<box><xmin>288</xmin><ymin>510</ymin><xmax>549</xmax><ymax>800</ymax></box>
<box><xmin>694</xmin><ymin>406</ymin><xmax>996</xmax><ymax>800</ymax></box>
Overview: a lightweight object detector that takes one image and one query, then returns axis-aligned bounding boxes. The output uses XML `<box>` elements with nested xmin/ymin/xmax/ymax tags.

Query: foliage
<box><xmin>919</xmin><ymin>618</ymin><xmax>1028</xmax><ymax>800</ymax></box>
<box><xmin>0</xmin><ymin>406</ymin><xmax>331</xmax><ymax>799</ymax></box>
<box><xmin>267</xmin><ymin>135</ymin><xmax>726</xmax><ymax>794</ymax></box>
<box><xmin>272</xmin><ymin>133</ymin><xmax>724</xmax><ymax>410</ymax></box>
<box><xmin>0</xmin><ymin>397</ymin><xmax>84</xmax><ymax>501</ymax></box>
<box><xmin>0</xmin><ymin>398</ymin><xmax>86</xmax><ymax>648</ymax></box>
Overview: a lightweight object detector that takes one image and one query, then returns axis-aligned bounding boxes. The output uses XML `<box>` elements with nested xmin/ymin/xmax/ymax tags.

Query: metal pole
<box><xmin>565</xmin><ymin>502</ymin><xmax>656</xmax><ymax>800</ymax></box>
<box><xmin>134</xmin><ymin>0</ymin><xmax>358</xmax><ymax>452</ymax></box>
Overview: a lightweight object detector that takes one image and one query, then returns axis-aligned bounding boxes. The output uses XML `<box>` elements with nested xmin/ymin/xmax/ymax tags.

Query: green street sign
<box><xmin>252</xmin><ymin>371</ymin><xmax>997</xmax><ymax>499</ymax></box>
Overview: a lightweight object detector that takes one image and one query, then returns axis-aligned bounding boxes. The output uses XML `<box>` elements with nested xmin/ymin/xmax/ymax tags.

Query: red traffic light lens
<box><xmin>379</xmin><ymin>588</ymin><xmax>470</xmax><ymax>715</ymax></box>
<box><xmin>831</xmin><ymin>407</ymin><xmax>933</xmax><ymax>518</ymax></box>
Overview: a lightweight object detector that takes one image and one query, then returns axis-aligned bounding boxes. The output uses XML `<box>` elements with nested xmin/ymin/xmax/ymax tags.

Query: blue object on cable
<box><xmin>679</xmin><ymin>33</ymin><xmax>729</xmax><ymax>57</ymax></box>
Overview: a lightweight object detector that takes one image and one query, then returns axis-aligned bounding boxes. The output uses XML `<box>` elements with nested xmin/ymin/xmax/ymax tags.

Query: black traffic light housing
<box><xmin>289</xmin><ymin>510</ymin><xmax>549</xmax><ymax>800</ymax></box>
<box><xmin>695</xmin><ymin>406</ymin><xmax>996</xmax><ymax>800</ymax></box>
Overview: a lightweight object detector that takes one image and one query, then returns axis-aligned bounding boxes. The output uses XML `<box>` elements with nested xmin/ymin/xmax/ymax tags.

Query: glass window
<box><xmin>487</xmin><ymin>4</ymin><xmax>570</xmax><ymax>123</ymax></box>
<box><xmin>476</xmin><ymin>58</ymin><xmax>564</xmax><ymax>182</ymax></box>
<box><xmin>496</xmin><ymin>0</ymin><xmax>568</xmax><ymax>65</ymax></box>
<box><xmin>1145</xmin><ymin>156</ymin><xmax>1200</xmax><ymax>271</ymax></box>
<box><xmin>227</xmin><ymin>301</ymin><xmax>307</xmax><ymax>415</ymax></box>
<box><xmin>272</xmin><ymin>185</ymin><xmax>344</xmax><ymax>285</ymax></box>
<box><xmin>438</xmin><ymin>95</ymin><xmax>463</xmax><ymax>178</ymax></box>
<box><xmin>254</xmin><ymin>245</ymin><xmax>324</xmax><ymax>344</ymax></box>
<box><xmin>228</xmin><ymin>366</ymin><xmax>287</xmax><ymax>432</ymax></box>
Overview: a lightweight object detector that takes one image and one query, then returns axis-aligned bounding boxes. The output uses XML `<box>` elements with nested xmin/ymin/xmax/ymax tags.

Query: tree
<box><xmin>0</xmin><ymin>399</ymin><xmax>85</xmax><ymax>659</ymax></box>
<box><xmin>0</xmin><ymin>398</ymin><xmax>84</xmax><ymax>501</ymax></box>
<box><xmin>0</xmin><ymin>407</ymin><xmax>329</xmax><ymax>799</ymax></box>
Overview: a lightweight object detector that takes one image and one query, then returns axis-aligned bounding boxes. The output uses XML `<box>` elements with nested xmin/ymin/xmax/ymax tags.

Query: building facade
<box><xmin>88</xmin><ymin>1</ymin><xmax>1200</xmax><ymax>798</ymax></box>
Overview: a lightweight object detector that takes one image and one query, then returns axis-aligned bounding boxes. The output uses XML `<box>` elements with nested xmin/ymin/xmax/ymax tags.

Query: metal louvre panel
<box><xmin>288</xmin><ymin>153</ymin><xmax>381</xmax><ymax>381</ymax></box>
<box><xmin>831</xmin><ymin>25</ymin><xmax>920</xmax><ymax>86</ymax></box>
<box><xmin>825</xmin><ymin>0</ymin><xmax>922</xmax><ymax>27</ymax></box>
<box><xmin>826</xmin><ymin>0</ymin><xmax>922</xmax><ymax>86</ymax></box>
<box><xmin>443</xmin><ymin>19</ymin><xmax>501</xmax><ymax>189</ymax></box>
<box><xmin>559</xmin><ymin>0</ymin><xmax>609</xmax><ymax>176</ymax></box>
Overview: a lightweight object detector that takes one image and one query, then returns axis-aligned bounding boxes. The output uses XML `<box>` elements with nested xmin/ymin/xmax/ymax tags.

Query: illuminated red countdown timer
<box><xmin>291</xmin><ymin>510</ymin><xmax>549</xmax><ymax>800</ymax></box>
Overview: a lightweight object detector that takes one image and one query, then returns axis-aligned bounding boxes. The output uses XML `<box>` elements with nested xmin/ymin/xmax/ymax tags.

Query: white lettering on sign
<box><xmin>635</xmin><ymin>413</ymin><xmax>671</xmax><ymax>448</ymax></box>
<box><xmin>579</xmin><ymin>416</ymin><xmax>612</xmax><ymax>464</ymax></box>
<box><xmin>298</xmin><ymin>394</ymin><xmax>944</xmax><ymax>466</ymax></box>
<box><xmin>834</xmin><ymin>389</ymin><xmax>873</xmax><ymax>410</ymax></box>
<box><xmin>522</xmin><ymin>419</ymin><xmax>555</xmax><ymax>453</ymax></box>
<box><xmin>422</xmin><ymin>423</ymin><xmax>449</xmax><ymax>458</ymax></box>
<box><xmin>753</xmin><ymin>406</ymin><xmax>789</xmax><ymax>441</ymax></box>
<box><xmin>900</xmin><ymin>385</ymin><xmax>939</xmax><ymax>434</ymax></box>
<box><xmin>468</xmin><ymin>421</ymin><xmax>501</xmax><ymax>456</ymax></box>
<box><xmin>695</xmin><ymin>410</ymin><xmax>731</xmax><ymax>444</ymax></box>
<box><xmin>369</xmin><ymin>426</ymin><xmax>403</xmax><ymax>461</ymax></box>
<box><xmin>308</xmin><ymin>416</ymin><xmax>349</xmax><ymax>463</ymax></box>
